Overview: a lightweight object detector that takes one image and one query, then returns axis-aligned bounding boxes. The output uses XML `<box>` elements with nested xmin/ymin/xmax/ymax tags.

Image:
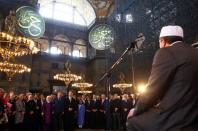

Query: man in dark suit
<box><xmin>121</xmin><ymin>94</ymin><xmax>132</xmax><ymax>131</ymax></box>
<box><xmin>111</xmin><ymin>94</ymin><xmax>122</xmax><ymax>131</ymax></box>
<box><xmin>53</xmin><ymin>92</ymin><xmax>65</xmax><ymax>131</ymax></box>
<box><xmin>25</xmin><ymin>94</ymin><xmax>36</xmax><ymax>131</ymax></box>
<box><xmin>98</xmin><ymin>94</ymin><xmax>106</xmax><ymax>129</ymax></box>
<box><xmin>34</xmin><ymin>94</ymin><xmax>42</xmax><ymax>131</ymax></box>
<box><xmin>127</xmin><ymin>25</ymin><xmax>198</xmax><ymax>131</ymax></box>
<box><xmin>84</xmin><ymin>96</ymin><xmax>92</xmax><ymax>128</ymax></box>
<box><xmin>90</xmin><ymin>94</ymin><xmax>100</xmax><ymax>129</ymax></box>
<box><xmin>64</xmin><ymin>91</ymin><xmax>77</xmax><ymax>131</ymax></box>
<box><xmin>104</xmin><ymin>94</ymin><xmax>113</xmax><ymax>130</ymax></box>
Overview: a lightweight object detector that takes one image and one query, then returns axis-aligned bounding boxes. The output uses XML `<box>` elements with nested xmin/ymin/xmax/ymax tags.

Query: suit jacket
<box><xmin>53</xmin><ymin>97</ymin><xmax>65</xmax><ymax>114</ymax></box>
<box><xmin>64</xmin><ymin>97</ymin><xmax>77</xmax><ymax>113</ymax></box>
<box><xmin>121</xmin><ymin>100</ymin><xmax>131</xmax><ymax>113</ymax></box>
<box><xmin>25</xmin><ymin>100</ymin><xmax>36</xmax><ymax>119</ymax></box>
<box><xmin>90</xmin><ymin>99</ymin><xmax>100</xmax><ymax>111</ymax></box>
<box><xmin>130</xmin><ymin>42</ymin><xmax>198</xmax><ymax>131</ymax></box>
<box><xmin>103</xmin><ymin>99</ymin><xmax>110</xmax><ymax>112</ymax></box>
<box><xmin>99</xmin><ymin>99</ymin><xmax>105</xmax><ymax>111</ymax></box>
<box><xmin>85</xmin><ymin>100</ymin><xmax>92</xmax><ymax>112</ymax></box>
<box><xmin>34</xmin><ymin>99</ymin><xmax>42</xmax><ymax>117</ymax></box>
<box><xmin>111</xmin><ymin>98</ymin><xmax>122</xmax><ymax>113</ymax></box>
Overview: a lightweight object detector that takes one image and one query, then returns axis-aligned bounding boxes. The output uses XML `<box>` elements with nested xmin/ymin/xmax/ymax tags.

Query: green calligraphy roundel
<box><xmin>89</xmin><ymin>24</ymin><xmax>115</xmax><ymax>50</ymax></box>
<box><xmin>16</xmin><ymin>6</ymin><xmax>45</xmax><ymax>38</ymax></box>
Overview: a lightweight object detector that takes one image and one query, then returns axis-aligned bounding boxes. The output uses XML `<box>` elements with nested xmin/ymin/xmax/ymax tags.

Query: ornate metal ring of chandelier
<box><xmin>0</xmin><ymin>61</ymin><xmax>31</xmax><ymax>79</ymax></box>
<box><xmin>73</xmin><ymin>82</ymin><xmax>93</xmax><ymax>94</ymax></box>
<box><xmin>113</xmin><ymin>83</ymin><xmax>132</xmax><ymax>94</ymax></box>
<box><xmin>0</xmin><ymin>32</ymin><xmax>38</xmax><ymax>60</ymax></box>
<box><xmin>72</xmin><ymin>73</ymin><xmax>93</xmax><ymax>92</ymax></box>
<box><xmin>113</xmin><ymin>73</ymin><xmax>132</xmax><ymax>94</ymax></box>
<box><xmin>77</xmin><ymin>90</ymin><xmax>92</xmax><ymax>94</ymax></box>
<box><xmin>54</xmin><ymin>73</ymin><xmax>82</xmax><ymax>84</ymax></box>
<box><xmin>72</xmin><ymin>82</ymin><xmax>93</xmax><ymax>88</ymax></box>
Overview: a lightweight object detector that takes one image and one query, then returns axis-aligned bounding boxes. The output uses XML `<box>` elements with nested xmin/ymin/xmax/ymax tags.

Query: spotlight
<box><xmin>137</xmin><ymin>83</ymin><xmax>147</xmax><ymax>94</ymax></box>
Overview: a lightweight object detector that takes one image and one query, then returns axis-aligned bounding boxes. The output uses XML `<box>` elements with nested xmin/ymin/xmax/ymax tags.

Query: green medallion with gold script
<box><xmin>89</xmin><ymin>24</ymin><xmax>115</xmax><ymax>50</ymax></box>
<box><xmin>16</xmin><ymin>6</ymin><xmax>45</xmax><ymax>38</ymax></box>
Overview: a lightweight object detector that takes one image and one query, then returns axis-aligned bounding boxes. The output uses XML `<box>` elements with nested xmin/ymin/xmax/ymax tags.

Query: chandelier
<box><xmin>54</xmin><ymin>73</ymin><xmax>82</xmax><ymax>84</ymax></box>
<box><xmin>113</xmin><ymin>73</ymin><xmax>132</xmax><ymax>94</ymax></box>
<box><xmin>72</xmin><ymin>82</ymin><xmax>93</xmax><ymax>93</ymax></box>
<box><xmin>113</xmin><ymin>83</ymin><xmax>132</xmax><ymax>94</ymax></box>
<box><xmin>72</xmin><ymin>82</ymin><xmax>93</xmax><ymax>94</ymax></box>
<box><xmin>0</xmin><ymin>9</ymin><xmax>39</xmax><ymax>83</ymax></box>
<box><xmin>54</xmin><ymin>60</ymin><xmax>82</xmax><ymax>84</ymax></box>
<box><xmin>72</xmin><ymin>73</ymin><xmax>93</xmax><ymax>92</ymax></box>
<box><xmin>77</xmin><ymin>90</ymin><xmax>92</xmax><ymax>94</ymax></box>
<box><xmin>0</xmin><ymin>32</ymin><xmax>38</xmax><ymax>61</ymax></box>
<box><xmin>0</xmin><ymin>61</ymin><xmax>31</xmax><ymax>80</ymax></box>
<box><xmin>72</xmin><ymin>82</ymin><xmax>93</xmax><ymax>88</ymax></box>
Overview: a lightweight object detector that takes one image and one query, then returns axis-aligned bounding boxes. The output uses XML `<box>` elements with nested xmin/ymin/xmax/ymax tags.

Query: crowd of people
<box><xmin>0</xmin><ymin>88</ymin><xmax>137</xmax><ymax>131</ymax></box>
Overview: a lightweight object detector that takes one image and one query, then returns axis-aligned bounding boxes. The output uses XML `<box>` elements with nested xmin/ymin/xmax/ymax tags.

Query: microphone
<box><xmin>131</xmin><ymin>33</ymin><xmax>145</xmax><ymax>50</ymax></box>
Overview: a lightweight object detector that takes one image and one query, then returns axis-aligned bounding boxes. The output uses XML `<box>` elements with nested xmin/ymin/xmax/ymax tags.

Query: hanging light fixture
<box><xmin>54</xmin><ymin>73</ymin><xmax>82</xmax><ymax>84</ymax></box>
<box><xmin>0</xmin><ymin>32</ymin><xmax>38</xmax><ymax>61</ymax></box>
<box><xmin>53</xmin><ymin>60</ymin><xmax>82</xmax><ymax>85</ymax></box>
<box><xmin>72</xmin><ymin>73</ymin><xmax>93</xmax><ymax>94</ymax></box>
<box><xmin>72</xmin><ymin>82</ymin><xmax>93</xmax><ymax>88</ymax></box>
<box><xmin>113</xmin><ymin>83</ymin><xmax>132</xmax><ymax>94</ymax></box>
<box><xmin>73</xmin><ymin>82</ymin><xmax>93</xmax><ymax>95</ymax></box>
<box><xmin>77</xmin><ymin>90</ymin><xmax>92</xmax><ymax>94</ymax></box>
<box><xmin>72</xmin><ymin>82</ymin><xmax>93</xmax><ymax>93</ymax></box>
<box><xmin>113</xmin><ymin>73</ymin><xmax>132</xmax><ymax>94</ymax></box>
<box><xmin>0</xmin><ymin>61</ymin><xmax>31</xmax><ymax>80</ymax></box>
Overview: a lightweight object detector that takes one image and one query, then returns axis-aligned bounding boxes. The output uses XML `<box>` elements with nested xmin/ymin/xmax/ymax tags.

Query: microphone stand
<box><xmin>95</xmin><ymin>39</ymin><xmax>140</xmax><ymax>131</ymax></box>
<box><xmin>95</xmin><ymin>41</ymin><xmax>138</xmax><ymax>97</ymax></box>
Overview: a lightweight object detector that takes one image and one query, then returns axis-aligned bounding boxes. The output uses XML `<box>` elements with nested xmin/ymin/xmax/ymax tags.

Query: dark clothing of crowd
<box><xmin>0</xmin><ymin>93</ymin><xmax>135</xmax><ymax>131</ymax></box>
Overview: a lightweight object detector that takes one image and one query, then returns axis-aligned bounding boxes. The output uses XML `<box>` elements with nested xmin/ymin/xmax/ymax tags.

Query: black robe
<box><xmin>127</xmin><ymin>42</ymin><xmax>198</xmax><ymax>131</ymax></box>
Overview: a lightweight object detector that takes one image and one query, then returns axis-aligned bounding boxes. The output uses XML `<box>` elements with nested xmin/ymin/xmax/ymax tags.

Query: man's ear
<box><xmin>163</xmin><ymin>40</ymin><xmax>167</xmax><ymax>47</ymax></box>
<box><xmin>161</xmin><ymin>38</ymin><xmax>167</xmax><ymax>47</ymax></box>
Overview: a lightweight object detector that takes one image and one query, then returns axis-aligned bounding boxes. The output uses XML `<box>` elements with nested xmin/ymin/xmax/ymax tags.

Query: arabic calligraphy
<box><xmin>16</xmin><ymin>6</ymin><xmax>45</xmax><ymax>38</ymax></box>
<box><xmin>89</xmin><ymin>24</ymin><xmax>114</xmax><ymax>50</ymax></box>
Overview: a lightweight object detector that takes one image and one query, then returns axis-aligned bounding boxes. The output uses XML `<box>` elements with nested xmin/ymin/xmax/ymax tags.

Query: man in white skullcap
<box><xmin>127</xmin><ymin>25</ymin><xmax>198</xmax><ymax>131</ymax></box>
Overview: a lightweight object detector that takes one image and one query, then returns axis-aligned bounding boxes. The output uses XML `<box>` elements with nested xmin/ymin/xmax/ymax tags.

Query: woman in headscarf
<box><xmin>42</xmin><ymin>96</ymin><xmax>53</xmax><ymax>131</ymax></box>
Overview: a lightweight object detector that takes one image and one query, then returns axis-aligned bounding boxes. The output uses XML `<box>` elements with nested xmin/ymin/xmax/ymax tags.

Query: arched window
<box><xmin>72</xmin><ymin>50</ymin><xmax>83</xmax><ymax>57</ymax></box>
<box><xmin>73</xmin><ymin>39</ymin><xmax>87</xmax><ymax>58</ymax></box>
<box><xmin>38</xmin><ymin>0</ymin><xmax>96</xmax><ymax>26</ymax></box>
<box><xmin>33</xmin><ymin>38</ymin><xmax>49</xmax><ymax>52</ymax></box>
<box><xmin>47</xmin><ymin>46</ymin><xmax>62</xmax><ymax>54</ymax></box>
<box><xmin>51</xmin><ymin>35</ymin><xmax>71</xmax><ymax>55</ymax></box>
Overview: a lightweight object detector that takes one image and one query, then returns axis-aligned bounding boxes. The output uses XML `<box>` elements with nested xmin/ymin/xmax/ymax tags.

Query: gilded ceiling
<box><xmin>88</xmin><ymin>0</ymin><xmax>115</xmax><ymax>18</ymax></box>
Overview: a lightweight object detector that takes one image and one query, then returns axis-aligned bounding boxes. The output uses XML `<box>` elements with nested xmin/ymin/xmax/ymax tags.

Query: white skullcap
<box><xmin>159</xmin><ymin>25</ymin><xmax>184</xmax><ymax>38</ymax></box>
